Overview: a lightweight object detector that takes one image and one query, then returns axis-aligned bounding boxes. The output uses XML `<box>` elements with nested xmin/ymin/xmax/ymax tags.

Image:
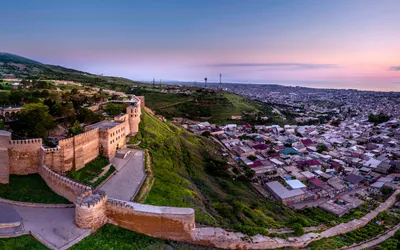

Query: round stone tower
<box><xmin>75</xmin><ymin>190</ymin><xmax>108</xmax><ymax>230</ymax></box>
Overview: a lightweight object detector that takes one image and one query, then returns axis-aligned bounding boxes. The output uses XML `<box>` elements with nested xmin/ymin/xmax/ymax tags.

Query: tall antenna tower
<box><xmin>204</xmin><ymin>77</ymin><xmax>207</xmax><ymax>88</ymax></box>
<box><xmin>219</xmin><ymin>74</ymin><xmax>222</xmax><ymax>96</ymax></box>
<box><xmin>153</xmin><ymin>78</ymin><xmax>155</xmax><ymax>88</ymax></box>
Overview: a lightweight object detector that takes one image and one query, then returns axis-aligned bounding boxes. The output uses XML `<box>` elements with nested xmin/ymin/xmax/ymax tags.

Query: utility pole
<box><xmin>204</xmin><ymin>77</ymin><xmax>207</xmax><ymax>88</ymax></box>
<box><xmin>219</xmin><ymin>74</ymin><xmax>222</xmax><ymax>96</ymax></box>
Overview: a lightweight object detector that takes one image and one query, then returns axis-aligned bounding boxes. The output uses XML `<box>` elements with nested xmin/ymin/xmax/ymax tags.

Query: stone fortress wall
<box><xmin>38</xmin><ymin>164</ymin><xmax>92</xmax><ymax>202</ymax></box>
<box><xmin>0</xmin><ymin>96</ymin><xmax>142</xmax><ymax>181</ymax></box>
<box><xmin>106</xmin><ymin>198</ymin><xmax>195</xmax><ymax>242</ymax></box>
<box><xmin>0</xmin><ymin>95</ymin><xmax>207</xmax><ymax>249</ymax></box>
<box><xmin>0</xmin><ymin>131</ymin><xmax>11</xmax><ymax>184</ymax></box>
<box><xmin>8</xmin><ymin>138</ymin><xmax>42</xmax><ymax>175</ymax></box>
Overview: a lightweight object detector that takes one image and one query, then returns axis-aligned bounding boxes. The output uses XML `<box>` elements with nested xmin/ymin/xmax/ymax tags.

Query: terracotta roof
<box><xmin>309</xmin><ymin>178</ymin><xmax>324</xmax><ymax>187</ymax></box>
<box><xmin>301</xmin><ymin>139</ymin><xmax>314</xmax><ymax>147</ymax></box>
<box><xmin>249</xmin><ymin>160</ymin><xmax>263</xmax><ymax>168</ymax></box>
<box><xmin>306</xmin><ymin>159</ymin><xmax>321</xmax><ymax>166</ymax></box>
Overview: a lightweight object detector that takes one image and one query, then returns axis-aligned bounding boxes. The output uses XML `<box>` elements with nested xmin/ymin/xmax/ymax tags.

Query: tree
<box><xmin>368</xmin><ymin>113</ymin><xmax>390</xmax><ymax>125</ymax></box>
<box><xmin>317</xmin><ymin>144</ymin><xmax>328</xmax><ymax>153</ymax></box>
<box><xmin>105</xmin><ymin>103</ymin><xmax>127</xmax><ymax>116</ymax></box>
<box><xmin>292</xmin><ymin>223</ymin><xmax>304</xmax><ymax>236</ymax></box>
<box><xmin>16</xmin><ymin>103</ymin><xmax>56</xmax><ymax>139</ymax></box>
<box><xmin>247</xmin><ymin>155</ymin><xmax>257</xmax><ymax>161</ymax></box>
<box><xmin>77</xmin><ymin>107</ymin><xmax>104</xmax><ymax>124</ymax></box>
<box><xmin>201</xmin><ymin>131</ymin><xmax>211</xmax><ymax>137</ymax></box>
<box><xmin>68</xmin><ymin>121</ymin><xmax>82</xmax><ymax>136</ymax></box>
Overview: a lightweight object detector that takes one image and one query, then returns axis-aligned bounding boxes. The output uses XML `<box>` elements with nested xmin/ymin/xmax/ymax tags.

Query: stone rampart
<box><xmin>47</xmin><ymin>128</ymin><xmax>101</xmax><ymax>173</ymax></box>
<box><xmin>0</xmin><ymin>132</ymin><xmax>10</xmax><ymax>184</ymax></box>
<box><xmin>41</xmin><ymin>146</ymin><xmax>64</xmax><ymax>173</ymax></box>
<box><xmin>73</xmin><ymin>128</ymin><xmax>100</xmax><ymax>170</ymax></box>
<box><xmin>38</xmin><ymin>164</ymin><xmax>92</xmax><ymax>202</ymax></box>
<box><xmin>8</xmin><ymin>138</ymin><xmax>42</xmax><ymax>175</ymax></box>
<box><xmin>106</xmin><ymin>198</ymin><xmax>195</xmax><ymax>241</ymax></box>
<box><xmin>75</xmin><ymin>190</ymin><xmax>108</xmax><ymax>230</ymax></box>
<box><xmin>58</xmin><ymin>137</ymin><xmax>74</xmax><ymax>172</ymax></box>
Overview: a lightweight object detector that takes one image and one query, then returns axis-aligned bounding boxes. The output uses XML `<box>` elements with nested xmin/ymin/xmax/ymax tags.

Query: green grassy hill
<box><xmin>130</xmin><ymin>88</ymin><xmax>286</xmax><ymax>125</ymax></box>
<box><xmin>135</xmin><ymin>111</ymin><xmax>309</xmax><ymax>235</ymax></box>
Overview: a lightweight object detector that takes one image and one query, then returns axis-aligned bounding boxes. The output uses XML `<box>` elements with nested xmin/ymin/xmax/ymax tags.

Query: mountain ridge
<box><xmin>0</xmin><ymin>52</ymin><xmax>141</xmax><ymax>89</ymax></box>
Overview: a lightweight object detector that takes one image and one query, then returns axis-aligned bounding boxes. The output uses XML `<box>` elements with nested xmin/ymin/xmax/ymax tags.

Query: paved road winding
<box><xmin>98</xmin><ymin>149</ymin><xmax>146</xmax><ymax>201</ymax></box>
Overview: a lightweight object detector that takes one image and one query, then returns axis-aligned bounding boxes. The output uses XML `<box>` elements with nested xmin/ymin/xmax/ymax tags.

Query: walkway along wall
<box><xmin>106</xmin><ymin>198</ymin><xmax>195</xmax><ymax>242</ymax></box>
<box><xmin>38</xmin><ymin>164</ymin><xmax>92</xmax><ymax>202</ymax></box>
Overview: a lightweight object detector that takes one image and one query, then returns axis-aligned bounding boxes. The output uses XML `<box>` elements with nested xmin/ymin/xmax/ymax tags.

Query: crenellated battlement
<box><xmin>75</xmin><ymin>190</ymin><xmax>108</xmax><ymax>229</ymax></box>
<box><xmin>9</xmin><ymin>138</ymin><xmax>42</xmax><ymax>145</ymax></box>
<box><xmin>76</xmin><ymin>190</ymin><xmax>107</xmax><ymax>208</ymax></box>
<box><xmin>58</xmin><ymin>136</ymin><xmax>74</xmax><ymax>145</ymax></box>
<box><xmin>107</xmin><ymin>198</ymin><xmax>129</xmax><ymax>208</ymax></box>
<box><xmin>40</xmin><ymin>164</ymin><xmax>92</xmax><ymax>191</ymax></box>
<box><xmin>74</xmin><ymin>128</ymin><xmax>100</xmax><ymax>142</ymax></box>
<box><xmin>42</xmin><ymin>146</ymin><xmax>61</xmax><ymax>153</ymax></box>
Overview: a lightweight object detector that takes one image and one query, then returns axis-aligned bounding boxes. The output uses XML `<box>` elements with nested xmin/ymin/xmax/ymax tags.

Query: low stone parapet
<box><xmin>38</xmin><ymin>164</ymin><xmax>92</xmax><ymax>202</ymax></box>
<box><xmin>106</xmin><ymin>198</ymin><xmax>195</xmax><ymax>241</ymax></box>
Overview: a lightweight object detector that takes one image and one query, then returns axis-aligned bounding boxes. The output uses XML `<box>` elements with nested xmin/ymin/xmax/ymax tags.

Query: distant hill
<box><xmin>0</xmin><ymin>52</ymin><xmax>141</xmax><ymax>89</ymax></box>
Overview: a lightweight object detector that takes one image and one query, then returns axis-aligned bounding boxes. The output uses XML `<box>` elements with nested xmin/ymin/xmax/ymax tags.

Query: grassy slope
<box><xmin>135</xmin><ymin>90</ymin><xmax>274</xmax><ymax>125</ymax></box>
<box><xmin>0</xmin><ymin>174</ymin><xmax>70</xmax><ymax>204</ymax></box>
<box><xmin>136</xmin><ymin>111</ymin><xmax>309</xmax><ymax>234</ymax></box>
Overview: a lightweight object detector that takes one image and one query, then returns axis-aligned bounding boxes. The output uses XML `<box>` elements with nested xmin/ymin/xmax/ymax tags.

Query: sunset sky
<box><xmin>2</xmin><ymin>0</ymin><xmax>400</xmax><ymax>91</ymax></box>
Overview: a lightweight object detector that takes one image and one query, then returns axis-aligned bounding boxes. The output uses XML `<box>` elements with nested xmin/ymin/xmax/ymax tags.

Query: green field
<box><xmin>0</xmin><ymin>174</ymin><xmax>70</xmax><ymax>204</ymax></box>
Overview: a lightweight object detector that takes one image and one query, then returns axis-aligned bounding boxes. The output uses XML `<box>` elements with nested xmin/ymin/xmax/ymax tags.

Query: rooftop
<box><xmin>87</xmin><ymin>120</ymin><xmax>124</xmax><ymax>130</ymax></box>
<box><xmin>285</xmin><ymin>179</ymin><xmax>306</xmax><ymax>189</ymax></box>
<box><xmin>266</xmin><ymin>181</ymin><xmax>304</xmax><ymax>199</ymax></box>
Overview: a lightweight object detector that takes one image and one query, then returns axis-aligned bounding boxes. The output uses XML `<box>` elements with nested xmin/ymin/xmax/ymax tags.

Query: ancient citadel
<box><xmin>1</xmin><ymin>95</ymin><xmax>398</xmax><ymax>249</ymax></box>
<box><xmin>0</xmin><ymin>96</ymin><xmax>143</xmax><ymax>183</ymax></box>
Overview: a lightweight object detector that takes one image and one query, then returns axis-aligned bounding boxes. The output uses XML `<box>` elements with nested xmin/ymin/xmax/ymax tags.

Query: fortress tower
<box><xmin>75</xmin><ymin>190</ymin><xmax>108</xmax><ymax>230</ymax></box>
<box><xmin>126</xmin><ymin>98</ymin><xmax>142</xmax><ymax>135</ymax></box>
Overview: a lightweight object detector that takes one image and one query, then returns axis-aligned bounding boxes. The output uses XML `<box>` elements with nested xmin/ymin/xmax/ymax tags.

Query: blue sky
<box><xmin>2</xmin><ymin>0</ymin><xmax>400</xmax><ymax>90</ymax></box>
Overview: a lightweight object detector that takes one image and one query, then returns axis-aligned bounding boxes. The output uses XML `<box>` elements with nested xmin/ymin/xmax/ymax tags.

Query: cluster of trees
<box><xmin>0</xmin><ymin>89</ymin><xmax>50</xmax><ymax>106</ymax></box>
<box><xmin>9</xmin><ymin>88</ymin><xmax>106</xmax><ymax>139</ymax></box>
<box><xmin>12</xmin><ymin>103</ymin><xmax>56</xmax><ymax>139</ymax></box>
<box><xmin>368</xmin><ymin>113</ymin><xmax>390</xmax><ymax>125</ymax></box>
<box><xmin>104</xmin><ymin>103</ymin><xmax>128</xmax><ymax>116</ymax></box>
